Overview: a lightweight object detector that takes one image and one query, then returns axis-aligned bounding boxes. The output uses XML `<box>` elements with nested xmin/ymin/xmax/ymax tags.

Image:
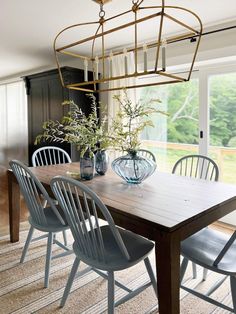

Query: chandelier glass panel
<box><xmin>53</xmin><ymin>0</ymin><xmax>202</xmax><ymax>93</ymax></box>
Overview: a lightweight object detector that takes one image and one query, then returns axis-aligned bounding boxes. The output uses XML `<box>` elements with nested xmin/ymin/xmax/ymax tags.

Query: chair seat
<box><xmin>73</xmin><ymin>225</ymin><xmax>154</xmax><ymax>271</ymax></box>
<box><xmin>29</xmin><ymin>206</ymin><xmax>69</xmax><ymax>233</ymax></box>
<box><xmin>181</xmin><ymin>228</ymin><xmax>236</xmax><ymax>275</ymax></box>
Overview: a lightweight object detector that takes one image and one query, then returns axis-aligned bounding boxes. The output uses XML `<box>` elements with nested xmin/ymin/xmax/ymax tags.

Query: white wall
<box><xmin>0</xmin><ymin>81</ymin><xmax>28</xmax><ymax>168</ymax></box>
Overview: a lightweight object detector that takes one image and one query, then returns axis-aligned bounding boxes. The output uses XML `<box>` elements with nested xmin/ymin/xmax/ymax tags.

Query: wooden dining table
<box><xmin>7</xmin><ymin>162</ymin><xmax>236</xmax><ymax>314</ymax></box>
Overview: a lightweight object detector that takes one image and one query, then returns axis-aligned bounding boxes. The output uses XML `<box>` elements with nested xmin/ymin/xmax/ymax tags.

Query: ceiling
<box><xmin>1</xmin><ymin>0</ymin><xmax>236</xmax><ymax>80</ymax></box>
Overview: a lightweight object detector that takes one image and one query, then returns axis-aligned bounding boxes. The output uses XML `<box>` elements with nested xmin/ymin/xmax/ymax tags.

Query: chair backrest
<box><xmin>32</xmin><ymin>146</ymin><xmax>71</xmax><ymax>167</ymax></box>
<box><xmin>138</xmin><ymin>149</ymin><xmax>156</xmax><ymax>163</ymax></box>
<box><xmin>172</xmin><ymin>154</ymin><xmax>219</xmax><ymax>181</ymax></box>
<box><xmin>51</xmin><ymin>176</ymin><xmax>130</xmax><ymax>264</ymax></box>
<box><xmin>9</xmin><ymin>160</ymin><xmax>65</xmax><ymax>227</ymax></box>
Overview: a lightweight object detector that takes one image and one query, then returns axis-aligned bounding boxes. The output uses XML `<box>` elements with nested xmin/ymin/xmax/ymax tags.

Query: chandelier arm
<box><xmin>101</xmin><ymin>23</ymin><xmax>105</xmax><ymax>82</ymax></box>
<box><xmin>162</xmin><ymin>5</ymin><xmax>203</xmax><ymax>80</ymax></box>
<box><xmin>154</xmin><ymin>0</ymin><xmax>165</xmax><ymax>71</ymax></box>
<box><xmin>103</xmin><ymin>9</ymin><xmax>133</xmax><ymax>23</ymax></box>
<box><xmin>134</xmin><ymin>10</ymin><xmax>138</xmax><ymax>74</ymax></box>
<box><xmin>161</xmin><ymin>10</ymin><xmax>203</xmax><ymax>77</ymax></box>
<box><xmin>58</xmin><ymin>50</ymin><xmax>91</xmax><ymax>59</ymax></box>
<box><xmin>137</xmin><ymin>0</ymin><xmax>144</xmax><ymax>6</ymax></box>
<box><xmin>54</xmin><ymin>51</ymin><xmax>65</xmax><ymax>87</ymax></box>
<box><xmin>164</xmin><ymin>13</ymin><xmax>199</xmax><ymax>34</ymax></box>
<box><xmin>66</xmin><ymin>70</ymin><xmax>185</xmax><ymax>88</ymax></box>
<box><xmin>54</xmin><ymin>21</ymin><xmax>100</xmax><ymax>52</ymax></box>
<box><xmin>78</xmin><ymin>79</ymin><xmax>183</xmax><ymax>93</ymax></box>
<box><xmin>93</xmin><ymin>38</ymin><xmax>161</xmax><ymax>61</ymax></box>
<box><xmin>187</xmin><ymin>33</ymin><xmax>202</xmax><ymax>80</ymax></box>
<box><xmin>69</xmin><ymin>86</ymin><xmax>95</xmax><ymax>93</ymax></box>
<box><xmin>57</xmin><ymin>12</ymin><xmax>162</xmax><ymax>52</ymax></box>
<box><xmin>159</xmin><ymin>71</ymin><xmax>186</xmax><ymax>81</ymax></box>
<box><xmin>54</xmin><ymin>22</ymin><xmax>100</xmax><ymax>48</ymax></box>
<box><xmin>167</xmin><ymin>32</ymin><xmax>197</xmax><ymax>45</ymax></box>
<box><xmin>91</xmin><ymin>23</ymin><xmax>103</xmax><ymax>59</ymax></box>
<box><xmin>53</xmin><ymin>21</ymin><xmax>100</xmax><ymax>87</ymax></box>
<box><xmin>91</xmin><ymin>23</ymin><xmax>103</xmax><ymax>90</ymax></box>
<box><xmin>139</xmin><ymin>5</ymin><xmax>203</xmax><ymax>33</ymax></box>
<box><xmin>140</xmin><ymin>3</ymin><xmax>203</xmax><ymax>77</ymax></box>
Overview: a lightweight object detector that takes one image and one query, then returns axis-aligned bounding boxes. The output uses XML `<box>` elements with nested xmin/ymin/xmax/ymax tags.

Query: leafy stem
<box><xmin>110</xmin><ymin>90</ymin><xmax>167</xmax><ymax>153</ymax></box>
<box><xmin>35</xmin><ymin>95</ymin><xmax>112</xmax><ymax>157</ymax></box>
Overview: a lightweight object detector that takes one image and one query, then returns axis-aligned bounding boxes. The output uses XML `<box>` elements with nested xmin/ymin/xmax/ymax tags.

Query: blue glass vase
<box><xmin>95</xmin><ymin>150</ymin><xmax>109</xmax><ymax>175</ymax></box>
<box><xmin>80</xmin><ymin>150</ymin><xmax>95</xmax><ymax>180</ymax></box>
<box><xmin>111</xmin><ymin>151</ymin><xmax>156</xmax><ymax>184</ymax></box>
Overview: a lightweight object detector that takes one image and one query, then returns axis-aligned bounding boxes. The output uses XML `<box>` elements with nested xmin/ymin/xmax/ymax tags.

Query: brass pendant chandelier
<box><xmin>53</xmin><ymin>0</ymin><xmax>202</xmax><ymax>93</ymax></box>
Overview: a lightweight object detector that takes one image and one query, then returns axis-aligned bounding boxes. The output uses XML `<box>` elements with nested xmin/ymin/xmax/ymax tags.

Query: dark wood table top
<box><xmin>30</xmin><ymin>162</ymin><xmax>236</xmax><ymax>239</ymax></box>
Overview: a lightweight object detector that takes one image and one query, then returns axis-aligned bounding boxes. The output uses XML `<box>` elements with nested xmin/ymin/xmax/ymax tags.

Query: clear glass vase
<box><xmin>111</xmin><ymin>151</ymin><xmax>156</xmax><ymax>184</ymax></box>
<box><xmin>80</xmin><ymin>150</ymin><xmax>95</xmax><ymax>180</ymax></box>
<box><xmin>95</xmin><ymin>150</ymin><xmax>109</xmax><ymax>175</ymax></box>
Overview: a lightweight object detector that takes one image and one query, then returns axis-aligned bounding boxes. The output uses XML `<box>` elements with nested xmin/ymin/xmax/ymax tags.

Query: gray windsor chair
<box><xmin>138</xmin><ymin>149</ymin><xmax>156</xmax><ymax>163</ymax></box>
<box><xmin>32</xmin><ymin>146</ymin><xmax>71</xmax><ymax>166</ymax></box>
<box><xmin>9</xmin><ymin>160</ymin><xmax>71</xmax><ymax>288</ymax></box>
<box><xmin>51</xmin><ymin>176</ymin><xmax>157</xmax><ymax>313</ymax></box>
<box><xmin>181</xmin><ymin>228</ymin><xmax>236</xmax><ymax>312</ymax></box>
<box><xmin>172</xmin><ymin>154</ymin><xmax>219</xmax><ymax>281</ymax></box>
<box><xmin>32</xmin><ymin>146</ymin><xmax>72</xmax><ymax>245</ymax></box>
<box><xmin>172</xmin><ymin>154</ymin><xmax>219</xmax><ymax>181</ymax></box>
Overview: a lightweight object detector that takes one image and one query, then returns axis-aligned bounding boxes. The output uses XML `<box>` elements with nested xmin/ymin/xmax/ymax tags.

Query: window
<box><xmin>209</xmin><ymin>72</ymin><xmax>236</xmax><ymax>184</ymax></box>
<box><xmin>140</xmin><ymin>78</ymin><xmax>199</xmax><ymax>172</ymax></box>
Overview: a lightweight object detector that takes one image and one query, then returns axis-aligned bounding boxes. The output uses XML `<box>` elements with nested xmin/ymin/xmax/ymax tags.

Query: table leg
<box><xmin>8</xmin><ymin>171</ymin><xmax>20</xmax><ymax>242</ymax></box>
<box><xmin>156</xmin><ymin>232</ymin><xmax>180</xmax><ymax>314</ymax></box>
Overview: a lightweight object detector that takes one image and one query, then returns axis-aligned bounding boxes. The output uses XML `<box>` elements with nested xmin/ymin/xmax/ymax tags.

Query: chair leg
<box><xmin>144</xmin><ymin>257</ymin><xmax>157</xmax><ymax>297</ymax></box>
<box><xmin>62</xmin><ymin>230</ymin><xmax>68</xmax><ymax>246</ymax></box>
<box><xmin>192</xmin><ymin>262</ymin><xmax>197</xmax><ymax>279</ymax></box>
<box><xmin>180</xmin><ymin>257</ymin><xmax>189</xmax><ymax>283</ymax></box>
<box><xmin>44</xmin><ymin>232</ymin><xmax>53</xmax><ymax>288</ymax></box>
<box><xmin>20</xmin><ymin>226</ymin><xmax>34</xmax><ymax>263</ymax></box>
<box><xmin>60</xmin><ymin>257</ymin><xmax>80</xmax><ymax>308</ymax></box>
<box><xmin>230</xmin><ymin>275</ymin><xmax>236</xmax><ymax>312</ymax></box>
<box><xmin>203</xmin><ymin>268</ymin><xmax>208</xmax><ymax>281</ymax></box>
<box><xmin>53</xmin><ymin>233</ymin><xmax>56</xmax><ymax>244</ymax></box>
<box><xmin>108</xmin><ymin>271</ymin><xmax>115</xmax><ymax>314</ymax></box>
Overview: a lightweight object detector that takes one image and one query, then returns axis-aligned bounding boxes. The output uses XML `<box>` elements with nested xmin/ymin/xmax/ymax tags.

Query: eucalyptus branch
<box><xmin>35</xmin><ymin>95</ymin><xmax>112</xmax><ymax>157</ymax></box>
<box><xmin>110</xmin><ymin>90</ymin><xmax>166</xmax><ymax>153</ymax></box>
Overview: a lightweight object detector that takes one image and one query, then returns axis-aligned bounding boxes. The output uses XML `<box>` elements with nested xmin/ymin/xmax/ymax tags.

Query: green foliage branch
<box><xmin>110</xmin><ymin>90</ymin><xmax>167</xmax><ymax>153</ymax></box>
<box><xmin>35</xmin><ymin>91</ymin><xmax>167</xmax><ymax>157</ymax></box>
<box><xmin>35</xmin><ymin>94</ymin><xmax>111</xmax><ymax>157</ymax></box>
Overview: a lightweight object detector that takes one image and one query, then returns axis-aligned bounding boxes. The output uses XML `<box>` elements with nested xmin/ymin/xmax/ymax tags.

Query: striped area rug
<box><xmin>0</xmin><ymin>228</ymin><xmax>233</xmax><ymax>314</ymax></box>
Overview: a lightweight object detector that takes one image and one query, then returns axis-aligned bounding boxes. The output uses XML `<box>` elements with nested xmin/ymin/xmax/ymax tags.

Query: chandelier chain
<box><xmin>99</xmin><ymin>2</ymin><xmax>105</xmax><ymax>18</ymax></box>
<box><xmin>132</xmin><ymin>0</ymin><xmax>143</xmax><ymax>6</ymax></box>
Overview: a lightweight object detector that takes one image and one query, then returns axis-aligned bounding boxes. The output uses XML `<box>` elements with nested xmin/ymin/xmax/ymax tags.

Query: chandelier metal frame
<box><xmin>53</xmin><ymin>0</ymin><xmax>203</xmax><ymax>93</ymax></box>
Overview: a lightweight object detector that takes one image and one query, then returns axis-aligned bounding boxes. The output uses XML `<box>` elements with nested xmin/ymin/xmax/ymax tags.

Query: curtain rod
<box><xmin>171</xmin><ymin>25</ymin><xmax>236</xmax><ymax>44</ymax></box>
